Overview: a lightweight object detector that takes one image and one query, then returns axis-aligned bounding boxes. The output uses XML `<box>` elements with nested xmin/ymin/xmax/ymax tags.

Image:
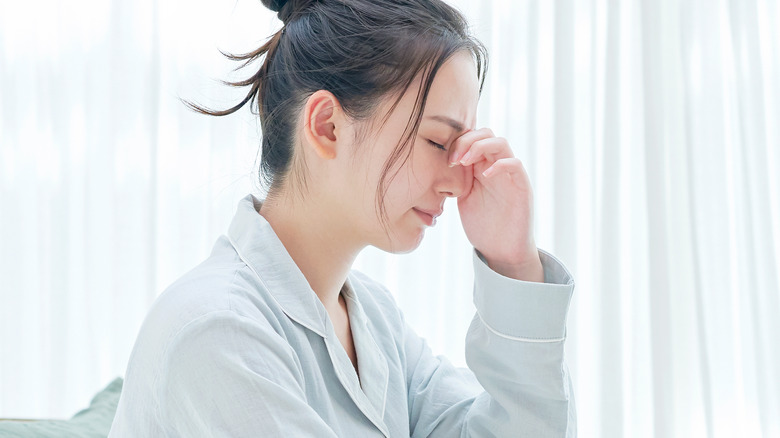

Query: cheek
<box><xmin>363</xmin><ymin>143</ymin><xmax>438</xmax><ymax>221</ymax></box>
<box><xmin>409</xmin><ymin>148</ymin><xmax>442</xmax><ymax>186</ymax></box>
<box><xmin>372</xmin><ymin>166</ymin><xmax>417</xmax><ymax>219</ymax></box>
<box><xmin>391</xmin><ymin>152</ymin><xmax>438</xmax><ymax>205</ymax></box>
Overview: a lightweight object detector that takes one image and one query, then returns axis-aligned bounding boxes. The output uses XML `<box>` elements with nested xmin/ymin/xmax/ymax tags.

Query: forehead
<box><xmin>424</xmin><ymin>51</ymin><xmax>480</xmax><ymax>131</ymax></box>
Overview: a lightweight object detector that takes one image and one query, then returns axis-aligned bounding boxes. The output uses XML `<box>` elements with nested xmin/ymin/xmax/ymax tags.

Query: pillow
<box><xmin>0</xmin><ymin>377</ymin><xmax>123</xmax><ymax>437</ymax></box>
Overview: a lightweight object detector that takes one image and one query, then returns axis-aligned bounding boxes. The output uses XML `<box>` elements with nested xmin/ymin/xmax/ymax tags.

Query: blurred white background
<box><xmin>1</xmin><ymin>0</ymin><xmax>779</xmax><ymax>436</ymax></box>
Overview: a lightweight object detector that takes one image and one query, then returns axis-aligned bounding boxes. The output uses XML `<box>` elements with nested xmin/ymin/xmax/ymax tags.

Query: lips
<box><xmin>413</xmin><ymin>207</ymin><xmax>443</xmax><ymax>227</ymax></box>
<box><xmin>414</xmin><ymin>207</ymin><xmax>443</xmax><ymax>218</ymax></box>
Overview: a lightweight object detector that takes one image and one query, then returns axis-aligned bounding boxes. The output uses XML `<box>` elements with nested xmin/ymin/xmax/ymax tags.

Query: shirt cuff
<box><xmin>472</xmin><ymin>247</ymin><xmax>575</xmax><ymax>341</ymax></box>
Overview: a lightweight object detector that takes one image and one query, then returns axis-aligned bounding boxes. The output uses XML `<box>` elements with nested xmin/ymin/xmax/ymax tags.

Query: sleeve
<box><xmin>157</xmin><ymin>310</ymin><xmax>339</xmax><ymax>438</ymax></box>
<box><xmin>405</xmin><ymin>247</ymin><xmax>577</xmax><ymax>438</ymax></box>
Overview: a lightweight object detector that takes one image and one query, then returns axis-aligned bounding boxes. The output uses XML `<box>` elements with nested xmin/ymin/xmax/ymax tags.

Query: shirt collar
<box><xmin>225</xmin><ymin>194</ymin><xmax>389</xmax><ymax>431</ymax></box>
<box><xmin>225</xmin><ymin>193</ymin><xmax>369</xmax><ymax>337</ymax></box>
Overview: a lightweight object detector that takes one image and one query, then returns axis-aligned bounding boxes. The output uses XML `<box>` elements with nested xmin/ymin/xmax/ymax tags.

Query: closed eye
<box><xmin>427</xmin><ymin>140</ymin><xmax>447</xmax><ymax>151</ymax></box>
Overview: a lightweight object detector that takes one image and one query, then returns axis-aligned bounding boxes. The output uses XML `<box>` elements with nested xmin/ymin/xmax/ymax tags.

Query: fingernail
<box><xmin>459</xmin><ymin>152</ymin><xmax>471</xmax><ymax>165</ymax></box>
<box><xmin>448</xmin><ymin>162</ymin><xmax>457</xmax><ymax>167</ymax></box>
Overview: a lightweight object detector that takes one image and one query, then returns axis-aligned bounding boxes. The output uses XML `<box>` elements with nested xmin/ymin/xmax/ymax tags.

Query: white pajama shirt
<box><xmin>109</xmin><ymin>193</ymin><xmax>577</xmax><ymax>437</ymax></box>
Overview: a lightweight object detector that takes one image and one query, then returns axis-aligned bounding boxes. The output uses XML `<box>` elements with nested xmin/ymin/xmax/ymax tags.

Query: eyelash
<box><xmin>427</xmin><ymin>140</ymin><xmax>447</xmax><ymax>151</ymax></box>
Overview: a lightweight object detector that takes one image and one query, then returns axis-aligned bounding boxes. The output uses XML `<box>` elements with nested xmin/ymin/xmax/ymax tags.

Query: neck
<box><xmin>258</xmin><ymin>192</ymin><xmax>363</xmax><ymax>312</ymax></box>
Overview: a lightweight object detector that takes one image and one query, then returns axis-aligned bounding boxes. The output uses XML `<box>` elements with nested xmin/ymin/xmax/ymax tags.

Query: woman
<box><xmin>109</xmin><ymin>0</ymin><xmax>577</xmax><ymax>436</ymax></box>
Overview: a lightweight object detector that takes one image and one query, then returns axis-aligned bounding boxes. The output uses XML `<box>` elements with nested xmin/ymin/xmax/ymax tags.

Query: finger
<box><xmin>460</xmin><ymin>159</ymin><xmax>475</xmax><ymax>197</ymax></box>
<box><xmin>448</xmin><ymin>127</ymin><xmax>495</xmax><ymax>166</ymax></box>
<box><xmin>459</xmin><ymin>136</ymin><xmax>514</xmax><ymax>166</ymax></box>
<box><xmin>481</xmin><ymin>157</ymin><xmax>528</xmax><ymax>182</ymax></box>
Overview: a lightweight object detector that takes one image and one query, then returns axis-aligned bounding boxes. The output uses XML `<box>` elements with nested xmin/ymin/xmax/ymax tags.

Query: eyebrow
<box><xmin>425</xmin><ymin>115</ymin><xmax>466</xmax><ymax>134</ymax></box>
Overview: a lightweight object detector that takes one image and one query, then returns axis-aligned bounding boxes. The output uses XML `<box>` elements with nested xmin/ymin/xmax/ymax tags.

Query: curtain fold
<box><xmin>1</xmin><ymin>0</ymin><xmax>778</xmax><ymax>436</ymax></box>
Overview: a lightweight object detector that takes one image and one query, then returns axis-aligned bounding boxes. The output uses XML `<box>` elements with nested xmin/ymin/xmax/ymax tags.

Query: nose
<box><xmin>436</xmin><ymin>160</ymin><xmax>471</xmax><ymax>198</ymax></box>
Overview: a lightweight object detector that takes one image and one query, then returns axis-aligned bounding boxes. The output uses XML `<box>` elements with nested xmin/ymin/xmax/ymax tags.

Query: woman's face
<box><xmin>345</xmin><ymin>50</ymin><xmax>480</xmax><ymax>253</ymax></box>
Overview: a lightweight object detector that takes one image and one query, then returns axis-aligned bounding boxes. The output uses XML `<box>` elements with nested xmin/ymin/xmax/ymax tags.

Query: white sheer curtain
<box><xmin>1</xmin><ymin>0</ymin><xmax>778</xmax><ymax>436</ymax></box>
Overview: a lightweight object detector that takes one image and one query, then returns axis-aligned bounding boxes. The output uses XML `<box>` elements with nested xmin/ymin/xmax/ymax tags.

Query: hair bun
<box><xmin>261</xmin><ymin>0</ymin><xmax>313</xmax><ymax>24</ymax></box>
<box><xmin>261</xmin><ymin>0</ymin><xmax>288</xmax><ymax>14</ymax></box>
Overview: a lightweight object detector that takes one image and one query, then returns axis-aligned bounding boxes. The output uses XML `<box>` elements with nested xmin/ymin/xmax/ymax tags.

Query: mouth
<box><xmin>412</xmin><ymin>208</ymin><xmax>436</xmax><ymax>227</ymax></box>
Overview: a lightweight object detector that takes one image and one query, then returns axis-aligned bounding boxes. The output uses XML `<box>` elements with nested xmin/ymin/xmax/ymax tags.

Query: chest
<box><xmin>271</xmin><ymin>295</ymin><xmax>410</xmax><ymax>437</ymax></box>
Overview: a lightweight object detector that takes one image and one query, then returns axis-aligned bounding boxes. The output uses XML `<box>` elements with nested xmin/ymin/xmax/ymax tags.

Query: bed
<box><xmin>0</xmin><ymin>378</ymin><xmax>123</xmax><ymax>437</ymax></box>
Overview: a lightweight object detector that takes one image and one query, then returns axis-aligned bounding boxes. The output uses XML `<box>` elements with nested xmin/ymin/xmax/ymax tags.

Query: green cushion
<box><xmin>0</xmin><ymin>377</ymin><xmax>123</xmax><ymax>437</ymax></box>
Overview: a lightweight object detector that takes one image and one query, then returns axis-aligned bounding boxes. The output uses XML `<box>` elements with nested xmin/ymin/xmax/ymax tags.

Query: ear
<box><xmin>302</xmin><ymin>90</ymin><xmax>343</xmax><ymax>160</ymax></box>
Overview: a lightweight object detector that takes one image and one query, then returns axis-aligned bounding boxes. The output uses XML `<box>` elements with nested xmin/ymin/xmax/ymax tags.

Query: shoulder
<box><xmin>135</xmin><ymin>238</ymin><xmax>290</xmax><ymax>362</ymax></box>
<box><xmin>135</xmin><ymin>256</ymin><xmax>302</xmax><ymax>383</ymax></box>
<box><xmin>148</xmin><ymin>260</ymin><xmax>260</xmax><ymax>333</ymax></box>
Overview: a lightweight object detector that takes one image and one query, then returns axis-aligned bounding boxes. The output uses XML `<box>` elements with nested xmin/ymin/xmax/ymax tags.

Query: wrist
<box><xmin>484</xmin><ymin>250</ymin><xmax>544</xmax><ymax>283</ymax></box>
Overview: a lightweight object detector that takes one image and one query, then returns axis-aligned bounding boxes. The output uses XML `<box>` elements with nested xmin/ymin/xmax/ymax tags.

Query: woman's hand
<box><xmin>448</xmin><ymin>128</ymin><xmax>544</xmax><ymax>282</ymax></box>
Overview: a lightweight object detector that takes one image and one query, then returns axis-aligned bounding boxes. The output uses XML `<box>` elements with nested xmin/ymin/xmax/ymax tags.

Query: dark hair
<box><xmin>185</xmin><ymin>0</ymin><xmax>488</xmax><ymax>231</ymax></box>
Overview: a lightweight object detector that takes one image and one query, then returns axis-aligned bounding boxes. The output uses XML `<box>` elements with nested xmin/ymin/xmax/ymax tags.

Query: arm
<box><xmin>158</xmin><ymin>310</ymin><xmax>338</xmax><ymax>437</ymax></box>
<box><xmin>406</xmin><ymin>247</ymin><xmax>576</xmax><ymax>437</ymax></box>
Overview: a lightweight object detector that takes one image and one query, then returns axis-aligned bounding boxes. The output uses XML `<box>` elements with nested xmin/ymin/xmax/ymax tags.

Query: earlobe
<box><xmin>303</xmin><ymin>90</ymin><xmax>341</xmax><ymax>160</ymax></box>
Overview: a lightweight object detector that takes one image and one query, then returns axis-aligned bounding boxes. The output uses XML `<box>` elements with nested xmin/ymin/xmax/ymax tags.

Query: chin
<box><xmin>372</xmin><ymin>226</ymin><xmax>426</xmax><ymax>254</ymax></box>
